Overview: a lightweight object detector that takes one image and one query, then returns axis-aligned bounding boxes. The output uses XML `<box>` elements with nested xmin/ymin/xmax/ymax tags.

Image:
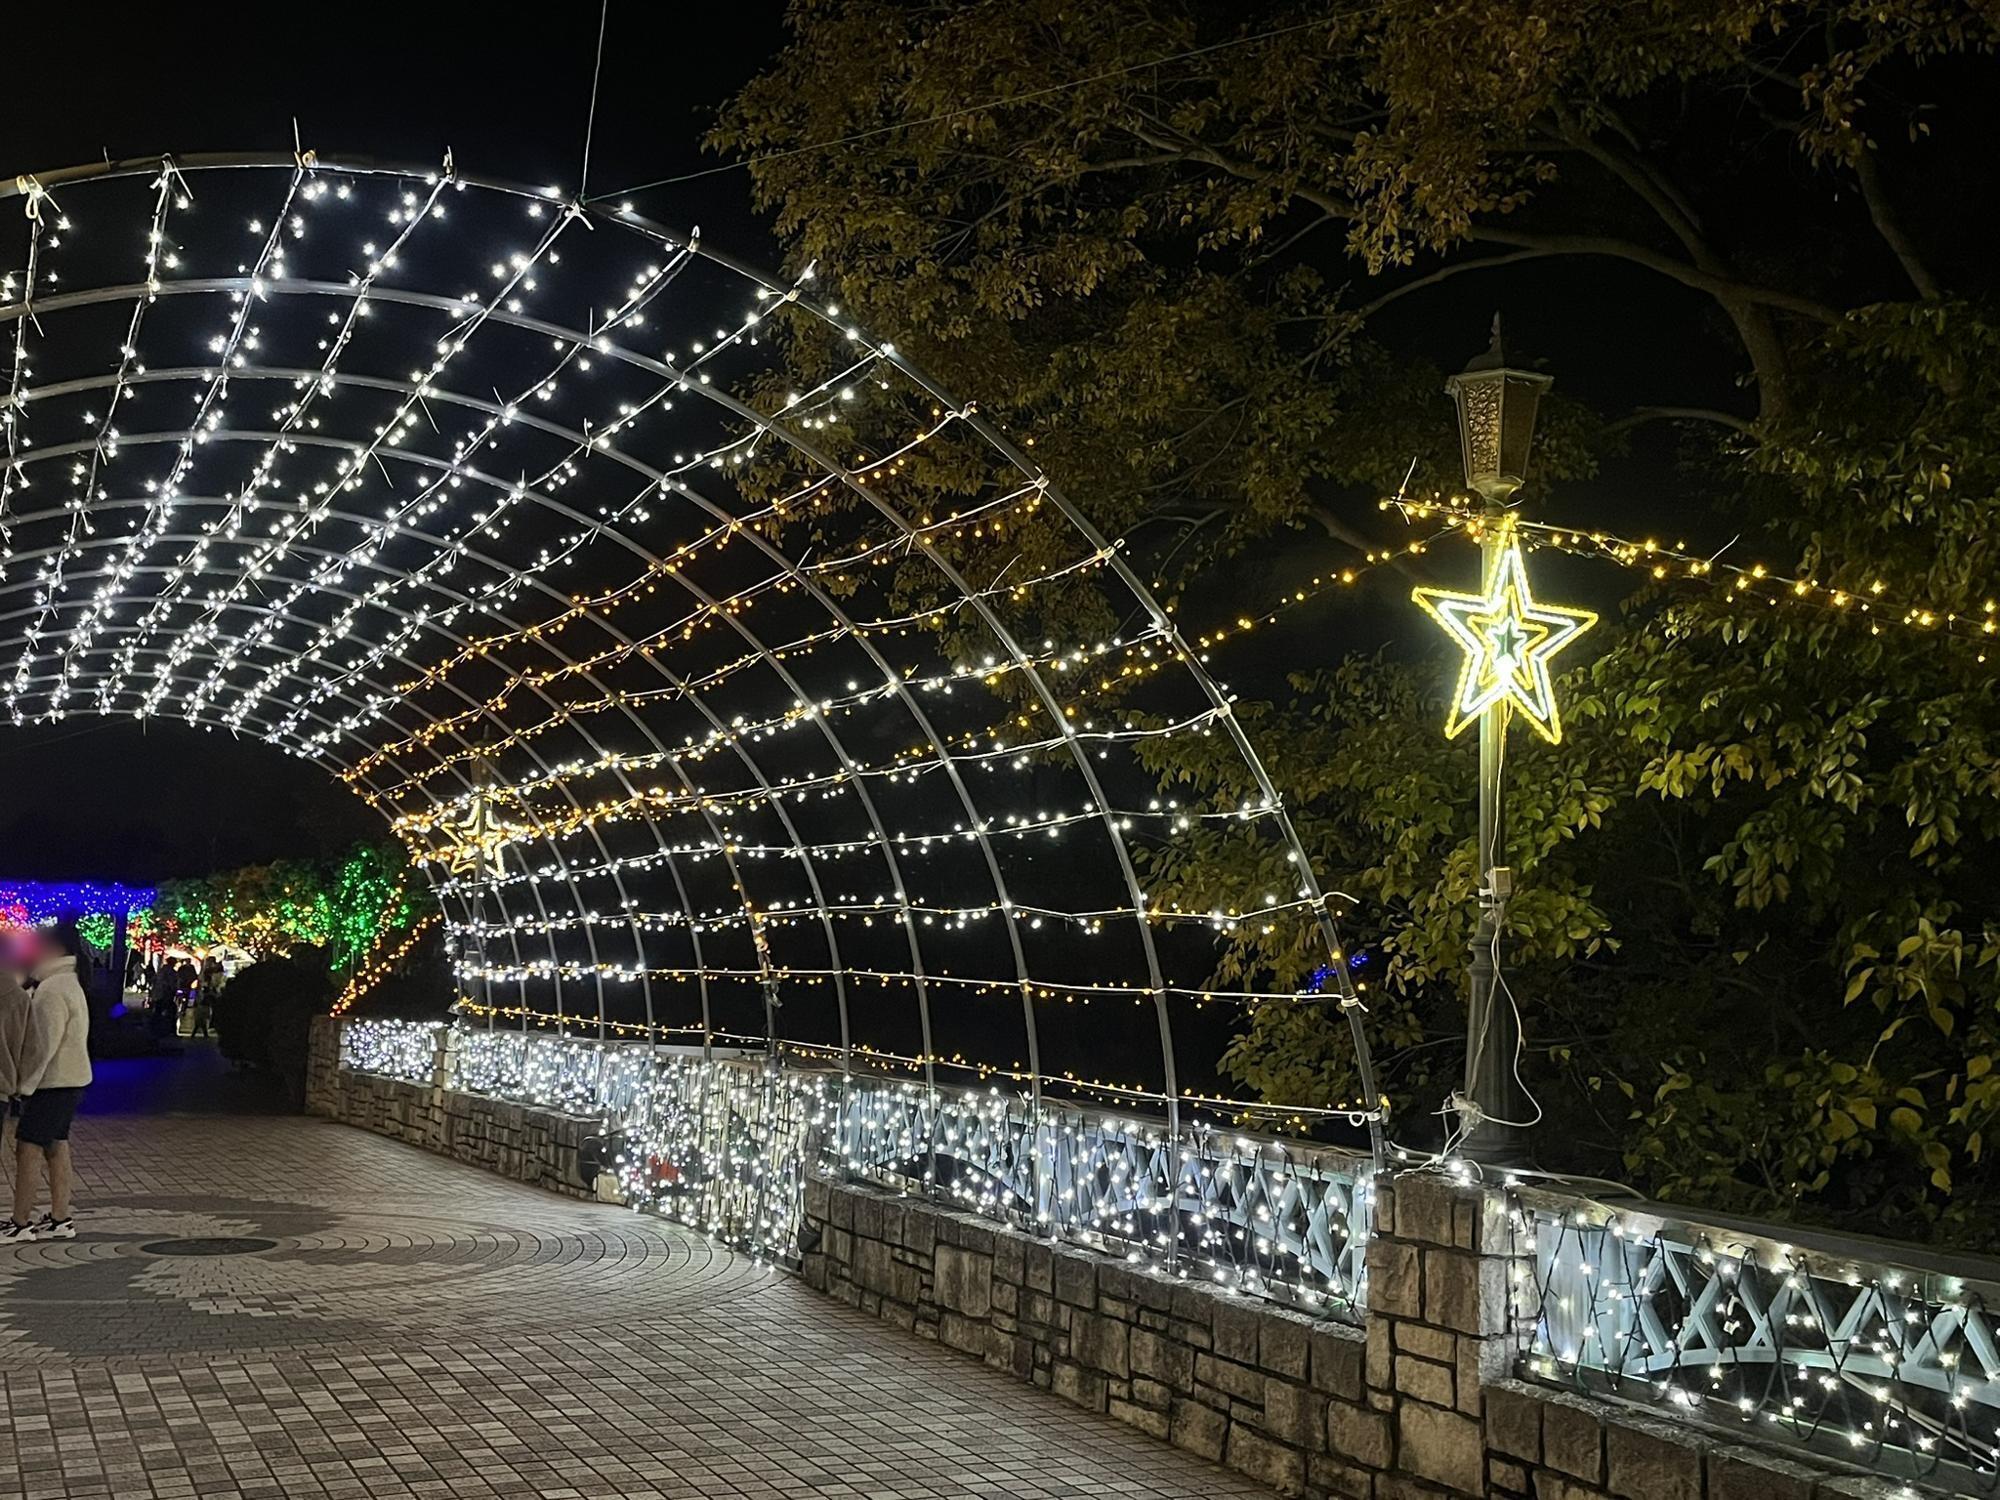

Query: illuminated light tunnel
<box><xmin>0</xmin><ymin>153</ymin><xmax>1381</xmax><ymax>1153</ymax></box>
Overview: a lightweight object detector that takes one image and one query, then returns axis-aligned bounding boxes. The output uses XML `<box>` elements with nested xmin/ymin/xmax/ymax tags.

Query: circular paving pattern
<box><xmin>0</xmin><ymin>1108</ymin><xmax>1279</xmax><ymax>1500</ymax></box>
<box><xmin>0</xmin><ymin>1120</ymin><xmax>783</xmax><ymax>1361</ymax></box>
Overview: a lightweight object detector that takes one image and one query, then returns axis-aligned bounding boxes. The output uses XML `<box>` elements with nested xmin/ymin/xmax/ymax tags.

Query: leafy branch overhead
<box><xmin>720</xmin><ymin>1</ymin><xmax>2000</xmax><ymax>1244</ymax></box>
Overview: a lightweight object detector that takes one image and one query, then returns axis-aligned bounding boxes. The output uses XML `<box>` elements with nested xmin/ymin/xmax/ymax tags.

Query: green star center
<box><xmin>1471</xmin><ymin>589</ymin><xmax>1548</xmax><ymax>680</ymax></box>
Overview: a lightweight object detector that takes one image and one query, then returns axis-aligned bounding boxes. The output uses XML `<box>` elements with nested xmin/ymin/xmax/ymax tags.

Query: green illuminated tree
<box><xmin>145</xmin><ymin>843</ymin><xmax>415</xmax><ymax>971</ymax></box>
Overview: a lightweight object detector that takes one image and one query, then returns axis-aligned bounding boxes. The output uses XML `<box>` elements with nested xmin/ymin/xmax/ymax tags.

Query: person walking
<box><xmin>147</xmin><ymin>957</ymin><xmax>179</xmax><ymax>1044</ymax></box>
<box><xmin>191</xmin><ymin>951</ymin><xmax>222</xmax><ymax>1038</ymax></box>
<box><xmin>3</xmin><ymin>920</ymin><xmax>93</xmax><ymax>1243</ymax></box>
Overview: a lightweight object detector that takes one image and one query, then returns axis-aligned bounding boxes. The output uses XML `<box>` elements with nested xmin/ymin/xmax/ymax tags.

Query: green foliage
<box><xmin>1135</xmin><ymin>309</ymin><xmax>2000</xmax><ymax>1244</ymax></box>
<box><xmin>721</xmin><ymin>0</ymin><xmax>2000</xmax><ymax>1244</ymax></box>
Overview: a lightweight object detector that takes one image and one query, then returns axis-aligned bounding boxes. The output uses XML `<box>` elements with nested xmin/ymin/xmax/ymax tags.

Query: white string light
<box><xmin>0</xmin><ymin>153</ymin><xmax>1385</xmax><ymax>1164</ymax></box>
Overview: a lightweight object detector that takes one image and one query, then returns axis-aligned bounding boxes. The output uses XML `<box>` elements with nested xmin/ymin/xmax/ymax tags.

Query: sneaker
<box><xmin>32</xmin><ymin>1215</ymin><xmax>74</xmax><ymax>1240</ymax></box>
<box><xmin>0</xmin><ymin>1219</ymin><xmax>36</xmax><ymax>1243</ymax></box>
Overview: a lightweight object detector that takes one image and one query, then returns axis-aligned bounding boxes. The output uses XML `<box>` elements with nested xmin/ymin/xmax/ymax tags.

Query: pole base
<box><xmin>1448</xmin><ymin>1092</ymin><xmax>1536</xmax><ymax>1170</ymax></box>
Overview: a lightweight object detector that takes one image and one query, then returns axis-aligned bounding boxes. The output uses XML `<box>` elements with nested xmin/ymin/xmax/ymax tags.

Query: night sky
<box><xmin>2</xmin><ymin>3</ymin><xmax>788</xmax><ymax>881</ymax></box>
<box><xmin>4</xmin><ymin>5</ymin><xmax>1986</xmax><ymax>886</ymax></box>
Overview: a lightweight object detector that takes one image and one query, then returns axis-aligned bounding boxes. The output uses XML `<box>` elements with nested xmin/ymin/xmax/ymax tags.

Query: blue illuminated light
<box><xmin>0</xmin><ymin>880</ymin><xmax>156</xmax><ymax>926</ymax></box>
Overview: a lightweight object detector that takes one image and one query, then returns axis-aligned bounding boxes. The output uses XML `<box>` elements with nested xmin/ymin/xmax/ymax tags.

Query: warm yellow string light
<box><xmin>331</xmin><ymin>912</ymin><xmax>440</xmax><ymax>1016</ymax></box>
<box><xmin>1384</xmin><ymin>494</ymin><xmax>1999</xmax><ymax>661</ymax></box>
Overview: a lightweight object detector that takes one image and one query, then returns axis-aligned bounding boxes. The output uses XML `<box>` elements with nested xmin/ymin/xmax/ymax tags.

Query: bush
<box><xmin>213</xmin><ymin>947</ymin><xmax>337</xmax><ymax>1103</ymax></box>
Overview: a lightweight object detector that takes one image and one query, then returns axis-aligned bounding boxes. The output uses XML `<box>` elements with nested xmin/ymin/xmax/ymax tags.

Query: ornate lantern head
<box><xmin>1445</xmin><ymin>317</ymin><xmax>1552</xmax><ymax>503</ymax></box>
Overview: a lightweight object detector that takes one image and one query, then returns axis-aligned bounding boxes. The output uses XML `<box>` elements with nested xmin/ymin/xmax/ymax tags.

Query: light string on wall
<box><xmin>1508</xmin><ymin>1192</ymin><xmax>2000</xmax><ymax>1485</ymax></box>
<box><xmin>441</xmin><ymin>1003</ymin><xmax>1378</xmax><ymax>1124</ymax></box>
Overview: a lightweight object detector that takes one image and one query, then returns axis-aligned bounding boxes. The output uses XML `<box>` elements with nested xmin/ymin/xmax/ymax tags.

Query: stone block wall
<box><xmin>306</xmin><ymin>1016</ymin><xmax>595</xmax><ymax>1199</ymax></box>
<box><xmin>309</xmin><ymin>1019</ymin><xmax>1912</xmax><ymax>1500</ymax></box>
<box><xmin>801</xmin><ymin>1171</ymin><xmax>1905</xmax><ymax>1500</ymax></box>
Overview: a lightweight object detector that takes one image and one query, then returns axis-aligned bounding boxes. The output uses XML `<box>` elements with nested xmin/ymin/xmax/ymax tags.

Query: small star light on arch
<box><xmin>1412</xmin><ymin>534</ymin><xmax>1597</xmax><ymax>743</ymax></box>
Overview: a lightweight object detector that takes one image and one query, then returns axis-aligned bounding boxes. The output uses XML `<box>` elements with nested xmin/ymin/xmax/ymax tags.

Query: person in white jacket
<box><xmin>3</xmin><ymin>920</ymin><xmax>93</xmax><ymax>1243</ymax></box>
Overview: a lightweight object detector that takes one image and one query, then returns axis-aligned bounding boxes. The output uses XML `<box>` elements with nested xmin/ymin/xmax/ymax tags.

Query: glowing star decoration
<box><xmin>1412</xmin><ymin>538</ymin><xmax>1596</xmax><ymax>743</ymax></box>
<box><xmin>431</xmin><ymin>787</ymin><xmax>525</xmax><ymax>882</ymax></box>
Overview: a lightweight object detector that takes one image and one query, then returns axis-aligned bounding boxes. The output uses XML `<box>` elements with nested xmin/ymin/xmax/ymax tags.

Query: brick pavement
<box><xmin>0</xmin><ymin>1062</ymin><xmax>1277</xmax><ymax>1500</ymax></box>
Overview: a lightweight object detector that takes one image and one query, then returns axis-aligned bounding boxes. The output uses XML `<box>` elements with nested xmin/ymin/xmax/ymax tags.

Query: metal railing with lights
<box><xmin>337</xmin><ymin>1018</ymin><xmax>1374</xmax><ymax>1314</ymax></box>
<box><xmin>1513</xmin><ymin>1188</ymin><xmax>2000</xmax><ymax>1492</ymax></box>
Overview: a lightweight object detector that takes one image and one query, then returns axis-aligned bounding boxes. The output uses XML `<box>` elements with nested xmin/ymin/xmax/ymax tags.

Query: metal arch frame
<box><xmin>0</xmin><ymin>584</ymin><xmax>655</xmax><ymax>1040</ymax></box>
<box><xmin>1</xmin><ymin>151</ymin><xmax>1387</xmax><ymax>1166</ymax></box>
<box><xmin>0</xmin><ymin>442</ymin><xmax>866</xmax><ymax>1064</ymax></box>
<box><xmin>14</xmin><ymin>276</ymin><xmax>1193</xmax><ymax>1136</ymax></box>
<box><xmin>2</xmin><ymin>452</ymin><xmax>1005</xmax><ymax>1078</ymax></box>
<box><xmin>0</xmin><ymin>557</ymin><xmax>614</xmax><ymax>1028</ymax></box>
<box><xmin>62</xmin><ymin>178</ymin><xmax>592</xmax><ymax>725</ymax></box>
<box><xmin>3</xmin><ymin>401</ymin><xmax>1040</xmax><ymax>1102</ymax></box>
<box><xmin>0</xmin><ymin>506</ymin><xmax>780</xmax><ymax>1049</ymax></box>
<box><xmin>1</xmin><ymin>359</ymin><xmax>994</xmax><ymax>1089</ymax></box>
<box><xmin>500</xmin><ymin>303</ymin><xmax>1201</xmax><ymax>1161</ymax></box>
<box><xmin>4</xmin><ymin>362</ymin><xmax>1046</xmax><ymax>1105</ymax></box>
<box><xmin>10</xmin><ymin>619</ymin><xmax>552</xmax><ymax>1017</ymax></box>
<box><xmin>886</xmin><ymin>366</ymin><xmax>1387</xmax><ymax>1155</ymax></box>
<box><xmin>0</xmin><ymin>513</ymin><xmax>741</xmax><ymax>1044</ymax></box>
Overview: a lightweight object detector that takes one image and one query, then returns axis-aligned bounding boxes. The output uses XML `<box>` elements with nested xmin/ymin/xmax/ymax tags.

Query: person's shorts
<box><xmin>17</xmin><ymin>1087</ymin><xmax>83</xmax><ymax>1147</ymax></box>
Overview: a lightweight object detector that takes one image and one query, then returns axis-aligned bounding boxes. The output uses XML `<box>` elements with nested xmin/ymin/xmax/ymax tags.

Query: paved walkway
<box><xmin>0</xmin><ymin>1048</ymin><xmax>1275</xmax><ymax>1500</ymax></box>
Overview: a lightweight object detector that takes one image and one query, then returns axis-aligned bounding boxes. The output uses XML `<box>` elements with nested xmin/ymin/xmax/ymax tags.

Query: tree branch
<box><xmin>1141</xmin><ymin>498</ymin><xmax>1432</xmax><ymax>584</ymax></box>
<box><xmin>1356</xmin><ymin>250</ymin><xmax>1567</xmax><ymax>317</ymax></box>
<box><xmin>1113</xmin><ymin>108</ymin><xmax>1842</xmax><ymax>327</ymax></box>
<box><xmin>1108</xmin><ymin>106</ymin><xmax>1828</xmax><ymax>420</ymax></box>
<box><xmin>1549</xmin><ymin>108</ymin><xmax>1713</xmax><ymax>266</ymax></box>
<box><xmin>1601</xmin><ymin>406</ymin><xmax>1757</xmax><ymax>438</ymax></box>
<box><xmin>1851</xmin><ymin>144</ymin><xmax>1942</xmax><ymax>300</ymax></box>
<box><xmin>1466</xmin><ymin>226</ymin><xmax>1844</xmax><ymax>324</ymax></box>
<box><xmin>1116</xmin><ymin>111</ymin><xmax>1360</xmax><ymax>222</ymax></box>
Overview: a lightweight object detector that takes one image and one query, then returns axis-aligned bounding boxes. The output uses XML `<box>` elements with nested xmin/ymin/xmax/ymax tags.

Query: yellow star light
<box><xmin>1412</xmin><ymin>539</ymin><xmax>1597</xmax><ymax>743</ymax></box>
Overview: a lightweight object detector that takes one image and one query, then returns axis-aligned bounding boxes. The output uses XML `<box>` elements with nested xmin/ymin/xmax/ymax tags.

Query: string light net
<box><xmin>0</xmin><ymin>153</ymin><xmax>1379</xmax><ymax>1144</ymax></box>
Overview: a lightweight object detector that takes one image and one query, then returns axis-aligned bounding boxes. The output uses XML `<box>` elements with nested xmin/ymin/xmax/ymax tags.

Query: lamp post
<box><xmin>1439</xmin><ymin>319</ymin><xmax>1554</xmax><ymax>1162</ymax></box>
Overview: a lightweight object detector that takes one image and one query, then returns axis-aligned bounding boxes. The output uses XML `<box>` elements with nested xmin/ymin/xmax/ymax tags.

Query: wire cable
<box><xmin>585</xmin><ymin>15</ymin><xmax>1346</xmax><ymax>201</ymax></box>
<box><xmin>579</xmin><ymin>0</ymin><xmax>610</xmax><ymax>200</ymax></box>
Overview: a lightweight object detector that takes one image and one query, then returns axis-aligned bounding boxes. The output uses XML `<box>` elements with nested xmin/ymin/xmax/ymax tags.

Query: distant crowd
<box><xmin>128</xmin><ymin>948</ymin><xmax>227</xmax><ymax>1042</ymax></box>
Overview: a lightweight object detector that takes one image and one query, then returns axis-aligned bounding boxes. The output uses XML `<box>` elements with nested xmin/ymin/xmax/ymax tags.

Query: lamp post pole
<box><xmin>1444</xmin><ymin>319</ymin><xmax>1552</xmax><ymax>1164</ymax></box>
<box><xmin>1464</xmin><ymin>530</ymin><xmax>1520</xmax><ymax>1160</ymax></box>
